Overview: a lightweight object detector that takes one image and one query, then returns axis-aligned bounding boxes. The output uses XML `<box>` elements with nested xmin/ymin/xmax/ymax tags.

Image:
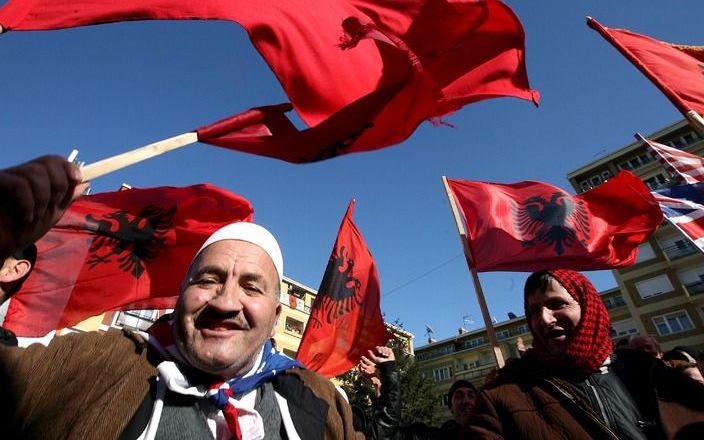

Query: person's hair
<box><xmin>614</xmin><ymin>338</ymin><xmax>631</xmax><ymax>350</ymax></box>
<box><xmin>447</xmin><ymin>379</ymin><xmax>476</xmax><ymax>408</ymax></box>
<box><xmin>4</xmin><ymin>244</ymin><xmax>37</xmax><ymax>296</ymax></box>
<box><xmin>523</xmin><ymin>270</ymin><xmax>554</xmax><ymax>299</ymax></box>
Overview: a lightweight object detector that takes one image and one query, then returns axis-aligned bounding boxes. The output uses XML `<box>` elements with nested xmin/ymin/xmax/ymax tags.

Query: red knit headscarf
<box><xmin>525</xmin><ymin>269</ymin><xmax>612</xmax><ymax>376</ymax></box>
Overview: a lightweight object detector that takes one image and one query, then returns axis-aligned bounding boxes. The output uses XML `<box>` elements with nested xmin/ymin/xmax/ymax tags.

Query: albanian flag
<box><xmin>4</xmin><ymin>184</ymin><xmax>253</xmax><ymax>337</ymax></box>
<box><xmin>0</xmin><ymin>0</ymin><xmax>539</xmax><ymax>163</ymax></box>
<box><xmin>447</xmin><ymin>171</ymin><xmax>662</xmax><ymax>272</ymax></box>
<box><xmin>588</xmin><ymin>17</ymin><xmax>704</xmax><ymax>118</ymax></box>
<box><xmin>296</xmin><ymin>200</ymin><xmax>391</xmax><ymax>378</ymax></box>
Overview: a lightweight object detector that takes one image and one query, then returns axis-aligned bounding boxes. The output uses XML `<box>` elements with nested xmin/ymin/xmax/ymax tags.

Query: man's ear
<box><xmin>0</xmin><ymin>258</ymin><xmax>31</xmax><ymax>283</ymax></box>
<box><xmin>270</xmin><ymin>303</ymin><xmax>282</xmax><ymax>338</ymax></box>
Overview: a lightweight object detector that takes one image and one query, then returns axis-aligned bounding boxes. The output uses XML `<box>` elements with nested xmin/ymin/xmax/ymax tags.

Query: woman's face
<box><xmin>527</xmin><ymin>278</ymin><xmax>582</xmax><ymax>356</ymax></box>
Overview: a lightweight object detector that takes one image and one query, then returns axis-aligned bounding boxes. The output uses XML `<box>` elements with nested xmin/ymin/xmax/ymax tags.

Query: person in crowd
<box><xmin>629</xmin><ymin>334</ymin><xmax>662</xmax><ymax>359</ymax></box>
<box><xmin>0</xmin><ymin>156</ymin><xmax>363</xmax><ymax>439</ymax></box>
<box><xmin>357</xmin><ymin>346</ymin><xmax>479</xmax><ymax>440</ymax></box>
<box><xmin>662</xmin><ymin>347</ymin><xmax>704</xmax><ymax>385</ymax></box>
<box><xmin>444</xmin><ymin>380</ymin><xmax>477</xmax><ymax>433</ymax></box>
<box><xmin>469</xmin><ymin>269</ymin><xmax>704</xmax><ymax>439</ymax></box>
<box><xmin>613</xmin><ymin>337</ymin><xmax>632</xmax><ymax>351</ymax></box>
<box><xmin>0</xmin><ymin>244</ymin><xmax>37</xmax><ymax>346</ymax></box>
<box><xmin>357</xmin><ymin>345</ymin><xmax>401</xmax><ymax>439</ymax></box>
<box><xmin>400</xmin><ymin>379</ymin><xmax>477</xmax><ymax>439</ymax></box>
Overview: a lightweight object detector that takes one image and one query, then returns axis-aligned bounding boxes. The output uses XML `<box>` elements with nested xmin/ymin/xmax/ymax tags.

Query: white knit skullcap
<box><xmin>194</xmin><ymin>222</ymin><xmax>283</xmax><ymax>285</ymax></box>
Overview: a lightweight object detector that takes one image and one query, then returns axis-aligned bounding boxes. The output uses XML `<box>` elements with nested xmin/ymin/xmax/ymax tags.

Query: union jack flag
<box><xmin>641</xmin><ymin>135</ymin><xmax>704</xmax><ymax>184</ymax></box>
<box><xmin>653</xmin><ymin>183</ymin><xmax>704</xmax><ymax>252</ymax></box>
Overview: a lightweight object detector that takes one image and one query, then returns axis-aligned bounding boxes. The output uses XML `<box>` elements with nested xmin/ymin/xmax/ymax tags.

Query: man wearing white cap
<box><xmin>0</xmin><ymin>156</ymin><xmax>363</xmax><ymax>439</ymax></box>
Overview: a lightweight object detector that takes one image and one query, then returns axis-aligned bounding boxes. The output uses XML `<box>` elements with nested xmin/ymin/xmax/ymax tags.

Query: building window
<box><xmin>515</xmin><ymin>324</ymin><xmax>529</xmax><ymax>335</ymax></box>
<box><xmin>634</xmin><ymin>242</ymin><xmax>656</xmax><ymax>264</ymax></box>
<box><xmin>285</xmin><ymin>317</ymin><xmax>304</xmax><ymax>335</ymax></box>
<box><xmin>658</xmin><ymin>235</ymin><xmax>698</xmax><ymax>260</ymax></box>
<box><xmin>433</xmin><ymin>366</ymin><xmax>452</xmax><ymax>382</ymax></box>
<box><xmin>652</xmin><ymin>310</ymin><xmax>694</xmax><ymax>336</ymax></box>
<box><xmin>114</xmin><ymin>310</ymin><xmax>158</xmax><ymax>331</ymax></box>
<box><xmin>677</xmin><ymin>267</ymin><xmax>704</xmax><ymax>296</ymax></box>
<box><xmin>638</xmin><ymin>153</ymin><xmax>653</xmax><ymax>165</ymax></box>
<box><xmin>496</xmin><ymin>329</ymin><xmax>510</xmax><ymax>341</ymax></box>
<box><xmin>441</xmin><ymin>394</ymin><xmax>450</xmax><ymax>407</ymax></box>
<box><xmin>603</xmin><ymin>295</ymin><xmax>626</xmax><ymax>310</ymax></box>
<box><xmin>610</xmin><ymin>319</ymin><xmax>639</xmax><ymax>338</ymax></box>
<box><xmin>670</xmin><ymin>137</ymin><xmax>686</xmax><ymax>149</ymax></box>
<box><xmin>464</xmin><ymin>360</ymin><xmax>479</xmax><ymax>370</ymax></box>
<box><xmin>683</xmin><ymin>132</ymin><xmax>698</xmax><ymax>145</ymax></box>
<box><xmin>590</xmin><ymin>175</ymin><xmax>603</xmax><ymax>187</ymax></box>
<box><xmin>601</xmin><ymin>170</ymin><xmax>612</xmax><ymax>181</ymax></box>
<box><xmin>635</xmin><ymin>274</ymin><xmax>674</xmax><ymax>299</ymax></box>
<box><xmin>579</xmin><ymin>181</ymin><xmax>591</xmax><ymax>192</ymax></box>
<box><xmin>644</xmin><ymin>173</ymin><xmax>670</xmax><ymax>190</ymax></box>
<box><xmin>617</xmin><ymin>161</ymin><xmax>632</xmax><ymax>171</ymax></box>
<box><xmin>464</xmin><ymin>337</ymin><xmax>486</xmax><ymax>349</ymax></box>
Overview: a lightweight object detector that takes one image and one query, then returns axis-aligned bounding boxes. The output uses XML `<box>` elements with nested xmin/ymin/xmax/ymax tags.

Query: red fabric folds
<box><xmin>3</xmin><ymin>184</ymin><xmax>253</xmax><ymax>337</ymax></box>
<box><xmin>0</xmin><ymin>0</ymin><xmax>539</xmax><ymax>163</ymax></box>
<box><xmin>296</xmin><ymin>200</ymin><xmax>391</xmax><ymax>378</ymax></box>
<box><xmin>447</xmin><ymin>171</ymin><xmax>663</xmax><ymax>272</ymax></box>
<box><xmin>588</xmin><ymin>17</ymin><xmax>704</xmax><ymax>117</ymax></box>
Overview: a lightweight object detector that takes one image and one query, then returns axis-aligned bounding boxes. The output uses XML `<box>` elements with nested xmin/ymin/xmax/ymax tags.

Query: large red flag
<box><xmin>0</xmin><ymin>0</ymin><xmax>539</xmax><ymax>163</ymax></box>
<box><xmin>3</xmin><ymin>184</ymin><xmax>253</xmax><ymax>337</ymax></box>
<box><xmin>296</xmin><ymin>200</ymin><xmax>391</xmax><ymax>378</ymax></box>
<box><xmin>447</xmin><ymin>171</ymin><xmax>663</xmax><ymax>272</ymax></box>
<box><xmin>588</xmin><ymin>17</ymin><xmax>704</xmax><ymax>117</ymax></box>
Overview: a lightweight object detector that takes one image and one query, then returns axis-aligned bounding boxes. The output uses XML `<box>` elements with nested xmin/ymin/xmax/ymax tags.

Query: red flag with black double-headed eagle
<box><xmin>0</xmin><ymin>0</ymin><xmax>539</xmax><ymax>163</ymax></box>
<box><xmin>3</xmin><ymin>184</ymin><xmax>253</xmax><ymax>337</ymax></box>
<box><xmin>447</xmin><ymin>171</ymin><xmax>662</xmax><ymax>272</ymax></box>
<box><xmin>296</xmin><ymin>200</ymin><xmax>392</xmax><ymax>378</ymax></box>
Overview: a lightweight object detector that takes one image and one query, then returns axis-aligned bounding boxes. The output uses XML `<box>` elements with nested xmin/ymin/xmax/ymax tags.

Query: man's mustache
<box><xmin>194</xmin><ymin>307</ymin><xmax>248</xmax><ymax>330</ymax></box>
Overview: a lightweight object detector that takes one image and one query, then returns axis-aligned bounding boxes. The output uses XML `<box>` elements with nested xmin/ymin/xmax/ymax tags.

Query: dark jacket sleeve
<box><xmin>466</xmin><ymin>389</ymin><xmax>506</xmax><ymax>439</ymax></box>
<box><xmin>374</xmin><ymin>360</ymin><xmax>401</xmax><ymax>440</ymax></box>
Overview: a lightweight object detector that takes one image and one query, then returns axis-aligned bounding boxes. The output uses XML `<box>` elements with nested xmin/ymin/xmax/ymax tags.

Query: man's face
<box><xmin>630</xmin><ymin>336</ymin><xmax>661</xmax><ymax>358</ymax></box>
<box><xmin>174</xmin><ymin>240</ymin><xmax>281</xmax><ymax>379</ymax></box>
<box><xmin>450</xmin><ymin>387</ymin><xmax>477</xmax><ymax>425</ymax></box>
<box><xmin>527</xmin><ymin>279</ymin><xmax>582</xmax><ymax>356</ymax></box>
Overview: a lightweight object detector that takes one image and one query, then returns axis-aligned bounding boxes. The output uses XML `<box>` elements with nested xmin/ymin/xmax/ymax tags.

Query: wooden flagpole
<box><xmin>80</xmin><ymin>132</ymin><xmax>198</xmax><ymax>182</ymax></box>
<box><xmin>686</xmin><ymin>110</ymin><xmax>704</xmax><ymax>138</ymax></box>
<box><xmin>442</xmin><ymin>176</ymin><xmax>505</xmax><ymax>368</ymax></box>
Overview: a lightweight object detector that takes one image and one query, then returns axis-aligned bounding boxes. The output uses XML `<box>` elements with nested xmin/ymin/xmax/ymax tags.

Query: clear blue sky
<box><xmin>1</xmin><ymin>1</ymin><xmax>701</xmax><ymax>347</ymax></box>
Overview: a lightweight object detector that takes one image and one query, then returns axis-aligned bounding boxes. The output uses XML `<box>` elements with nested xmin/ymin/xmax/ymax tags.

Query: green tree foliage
<box><xmin>338</xmin><ymin>323</ymin><xmax>438</xmax><ymax>428</ymax></box>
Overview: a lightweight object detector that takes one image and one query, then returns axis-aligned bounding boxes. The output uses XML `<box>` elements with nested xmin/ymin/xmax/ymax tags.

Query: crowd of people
<box><xmin>1</xmin><ymin>156</ymin><xmax>704</xmax><ymax>439</ymax></box>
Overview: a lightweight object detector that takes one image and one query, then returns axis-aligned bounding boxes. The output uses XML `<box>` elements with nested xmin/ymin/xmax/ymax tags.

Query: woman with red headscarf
<box><xmin>468</xmin><ymin>269</ymin><xmax>704</xmax><ymax>440</ymax></box>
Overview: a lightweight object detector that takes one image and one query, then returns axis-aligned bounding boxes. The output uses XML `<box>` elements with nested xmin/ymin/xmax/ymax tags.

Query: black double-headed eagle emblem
<box><xmin>85</xmin><ymin>205</ymin><xmax>176</xmax><ymax>278</ymax></box>
<box><xmin>309</xmin><ymin>245</ymin><xmax>363</xmax><ymax>328</ymax></box>
<box><xmin>512</xmin><ymin>192</ymin><xmax>590</xmax><ymax>255</ymax></box>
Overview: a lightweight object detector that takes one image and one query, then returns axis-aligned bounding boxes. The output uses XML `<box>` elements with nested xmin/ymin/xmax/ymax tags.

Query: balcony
<box><xmin>662</xmin><ymin>242</ymin><xmax>699</xmax><ymax>261</ymax></box>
